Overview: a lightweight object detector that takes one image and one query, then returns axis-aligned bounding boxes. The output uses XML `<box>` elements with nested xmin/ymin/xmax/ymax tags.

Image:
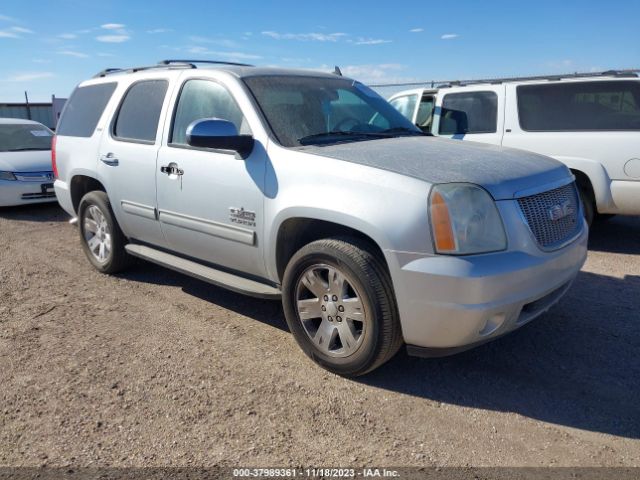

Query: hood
<box><xmin>300</xmin><ymin>136</ymin><xmax>570</xmax><ymax>200</ymax></box>
<box><xmin>0</xmin><ymin>150</ymin><xmax>52</xmax><ymax>173</ymax></box>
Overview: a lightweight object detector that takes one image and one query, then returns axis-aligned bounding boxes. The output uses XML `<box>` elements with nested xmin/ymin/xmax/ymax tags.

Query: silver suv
<box><xmin>53</xmin><ymin>60</ymin><xmax>588</xmax><ymax>376</ymax></box>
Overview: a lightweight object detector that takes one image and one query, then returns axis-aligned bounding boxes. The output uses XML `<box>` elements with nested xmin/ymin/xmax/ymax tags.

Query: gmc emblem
<box><xmin>548</xmin><ymin>200</ymin><xmax>575</xmax><ymax>221</ymax></box>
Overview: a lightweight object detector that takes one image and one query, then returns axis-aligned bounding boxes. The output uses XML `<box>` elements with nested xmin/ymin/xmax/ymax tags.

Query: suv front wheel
<box><xmin>282</xmin><ymin>237</ymin><xmax>402</xmax><ymax>376</ymax></box>
<box><xmin>578</xmin><ymin>187</ymin><xmax>595</xmax><ymax>226</ymax></box>
<box><xmin>78</xmin><ymin>191</ymin><xmax>132</xmax><ymax>274</ymax></box>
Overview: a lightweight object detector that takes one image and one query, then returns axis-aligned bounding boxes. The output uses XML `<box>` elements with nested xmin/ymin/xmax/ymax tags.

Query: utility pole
<box><xmin>24</xmin><ymin>91</ymin><xmax>32</xmax><ymax>120</ymax></box>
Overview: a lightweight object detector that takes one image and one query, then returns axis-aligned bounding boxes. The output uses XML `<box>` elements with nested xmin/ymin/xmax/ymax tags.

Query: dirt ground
<box><xmin>1</xmin><ymin>203</ymin><xmax>639</xmax><ymax>468</ymax></box>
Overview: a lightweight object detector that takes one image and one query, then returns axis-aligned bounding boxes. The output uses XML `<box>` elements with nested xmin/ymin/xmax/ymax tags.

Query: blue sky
<box><xmin>0</xmin><ymin>0</ymin><xmax>638</xmax><ymax>102</ymax></box>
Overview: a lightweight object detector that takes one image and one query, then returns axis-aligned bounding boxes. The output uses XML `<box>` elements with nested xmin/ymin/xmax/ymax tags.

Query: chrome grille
<box><xmin>21</xmin><ymin>192</ymin><xmax>56</xmax><ymax>200</ymax></box>
<box><xmin>518</xmin><ymin>183</ymin><xmax>581</xmax><ymax>250</ymax></box>
<box><xmin>14</xmin><ymin>171</ymin><xmax>54</xmax><ymax>182</ymax></box>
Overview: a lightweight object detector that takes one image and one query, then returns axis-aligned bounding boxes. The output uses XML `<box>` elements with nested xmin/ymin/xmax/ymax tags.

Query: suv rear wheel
<box><xmin>78</xmin><ymin>191</ymin><xmax>132</xmax><ymax>274</ymax></box>
<box><xmin>282</xmin><ymin>237</ymin><xmax>402</xmax><ymax>376</ymax></box>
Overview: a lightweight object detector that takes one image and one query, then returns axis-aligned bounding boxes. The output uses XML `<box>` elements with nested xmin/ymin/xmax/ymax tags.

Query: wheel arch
<box><xmin>273</xmin><ymin>215</ymin><xmax>392</xmax><ymax>284</ymax></box>
<box><xmin>70</xmin><ymin>174</ymin><xmax>106</xmax><ymax>214</ymax></box>
<box><xmin>555</xmin><ymin>156</ymin><xmax>614</xmax><ymax>213</ymax></box>
<box><xmin>571</xmin><ymin>169</ymin><xmax>595</xmax><ymax>200</ymax></box>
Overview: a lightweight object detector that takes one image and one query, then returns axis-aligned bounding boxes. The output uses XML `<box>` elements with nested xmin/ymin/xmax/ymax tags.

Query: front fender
<box><xmin>267</xmin><ymin>206</ymin><xmax>405</xmax><ymax>282</ymax></box>
<box><xmin>262</xmin><ymin>148</ymin><xmax>434</xmax><ymax>283</ymax></box>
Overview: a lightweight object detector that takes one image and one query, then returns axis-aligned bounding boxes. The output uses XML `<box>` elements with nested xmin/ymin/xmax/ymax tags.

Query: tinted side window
<box><xmin>171</xmin><ymin>79</ymin><xmax>249</xmax><ymax>145</ymax></box>
<box><xmin>439</xmin><ymin>91</ymin><xmax>498</xmax><ymax>135</ymax></box>
<box><xmin>390</xmin><ymin>95</ymin><xmax>418</xmax><ymax>120</ymax></box>
<box><xmin>113</xmin><ymin>80</ymin><xmax>168</xmax><ymax>142</ymax></box>
<box><xmin>57</xmin><ymin>82</ymin><xmax>117</xmax><ymax>137</ymax></box>
<box><xmin>518</xmin><ymin>81</ymin><xmax>640</xmax><ymax>131</ymax></box>
<box><xmin>416</xmin><ymin>95</ymin><xmax>435</xmax><ymax>130</ymax></box>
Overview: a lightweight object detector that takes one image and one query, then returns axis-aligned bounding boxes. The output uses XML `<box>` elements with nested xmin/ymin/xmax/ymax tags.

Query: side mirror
<box><xmin>186</xmin><ymin>118</ymin><xmax>254</xmax><ymax>156</ymax></box>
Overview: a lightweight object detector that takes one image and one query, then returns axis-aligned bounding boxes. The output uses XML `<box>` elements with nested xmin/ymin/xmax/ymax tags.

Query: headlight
<box><xmin>0</xmin><ymin>171</ymin><xmax>17</xmax><ymax>181</ymax></box>
<box><xmin>429</xmin><ymin>183</ymin><xmax>507</xmax><ymax>254</ymax></box>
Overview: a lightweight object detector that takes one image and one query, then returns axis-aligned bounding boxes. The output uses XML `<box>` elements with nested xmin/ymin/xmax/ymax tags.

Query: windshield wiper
<box><xmin>298</xmin><ymin>127</ymin><xmax>428</xmax><ymax>145</ymax></box>
<box><xmin>379</xmin><ymin>127</ymin><xmax>427</xmax><ymax>136</ymax></box>
<box><xmin>298</xmin><ymin>130</ymin><xmax>387</xmax><ymax>145</ymax></box>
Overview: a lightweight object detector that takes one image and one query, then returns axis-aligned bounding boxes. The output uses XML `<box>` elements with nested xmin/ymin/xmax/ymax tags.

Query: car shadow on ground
<box><xmin>358</xmin><ymin>268</ymin><xmax>640</xmax><ymax>439</ymax></box>
<box><xmin>588</xmin><ymin>215</ymin><xmax>640</xmax><ymax>254</ymax></box>
<box><xmin>0</xmin><ymin>203</ymin><xmax>69</xmax><ymax>223</ymax></box>
<box><xmin>119</xmin><ymin>263</ymin><xmax>288</xmax><ymax>332</ymax></box>
<box><xmin>109</xmin><ymin>212</ymin><xmax>640</xmax><ymax>439</ymax></box>
<box><xmin>120</xmin><ymin>262</ymin><xmax>640</xmax><ymax>439</ymax></box>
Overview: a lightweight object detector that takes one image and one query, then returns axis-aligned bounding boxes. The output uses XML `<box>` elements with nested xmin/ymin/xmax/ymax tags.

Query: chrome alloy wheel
<box><xmin>295</xmin><ymin>264</ymin><xmax>367</xmax><ymax>358</ymax></box>
<box><xmin>83</xmin><ymin>205</ymin><xmax>112</xmax><ymax>263</ymax></box>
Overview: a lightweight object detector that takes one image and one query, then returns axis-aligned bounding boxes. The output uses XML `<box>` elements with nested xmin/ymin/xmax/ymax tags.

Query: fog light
<box><xmin>478</xmin><ymin>313</ymin><xmax>505</xmax><ymax>336</ymax></box>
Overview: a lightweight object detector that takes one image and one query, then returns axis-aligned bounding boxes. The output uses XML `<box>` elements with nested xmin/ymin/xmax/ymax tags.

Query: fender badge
<box><xmin>229</xmin><ymin>207</ymin><xmax>256</xmax><ymax>227</ymax></box>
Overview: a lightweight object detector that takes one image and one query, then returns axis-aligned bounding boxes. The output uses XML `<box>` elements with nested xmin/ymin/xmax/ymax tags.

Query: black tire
<box><xmin>282</xmin><ymin>237</ymin><xmax>403</xmax><ymax>377</ymax></box>
<box><xmin>578</xmin><ymin>186</ymin><xmax>595</xmax><ymax>227</ymax></box>
<box><xmin>78</xmin><ymin>191</ymin><xmax>132</xmax><ymax>274</ymax></box>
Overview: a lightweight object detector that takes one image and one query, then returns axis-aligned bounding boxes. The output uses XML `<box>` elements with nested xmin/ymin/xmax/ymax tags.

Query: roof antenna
<box><xmin>333</xmin><ymin>66</ymin><xmax>342</xmax><ymax>76</ymax></box>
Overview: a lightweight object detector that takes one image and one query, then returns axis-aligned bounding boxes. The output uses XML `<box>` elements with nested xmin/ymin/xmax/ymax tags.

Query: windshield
<box><xmin>243</xmin><ymin>75</ymin><xmax>422</xmax><ymax>147</ymax></box>
<box><xmin>0</xmin><ymin>123</ymin><xmax>53</xmax><ymax>152</ymax></box>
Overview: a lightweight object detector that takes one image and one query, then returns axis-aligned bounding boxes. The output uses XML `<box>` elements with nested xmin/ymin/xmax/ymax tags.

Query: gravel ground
<box><xmin>0</xmin><ymin>203</ymin><xmax>639</xmax><ymax>468</ymax></box>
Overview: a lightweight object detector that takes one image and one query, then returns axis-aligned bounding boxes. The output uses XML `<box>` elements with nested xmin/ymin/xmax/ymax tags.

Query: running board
<box><xmin>125</xmin><ymin>244</ymin><xmax>281</xmax><ymax>299</ymax></box>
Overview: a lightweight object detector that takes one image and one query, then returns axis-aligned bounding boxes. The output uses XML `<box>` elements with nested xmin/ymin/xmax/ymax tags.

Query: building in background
<box><xmin>0</xmin><ymin>95</ymin><xmax>67</xmax><ymax>130</ymax></box>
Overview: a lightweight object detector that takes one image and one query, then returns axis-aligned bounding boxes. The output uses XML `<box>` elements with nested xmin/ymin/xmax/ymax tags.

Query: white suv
<box><xmin>389</xmin><ymin>71</ymin><xmax>640</xmax><ymax>224</ymax></box>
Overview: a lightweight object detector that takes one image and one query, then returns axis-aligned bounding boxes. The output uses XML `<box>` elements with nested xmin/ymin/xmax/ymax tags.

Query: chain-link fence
<box><xmin>368</xmin><ymin>69</ymin><xmax>640</xmax><ymax>99</ymax></box>
<box><xmin>369</xmin><ymin>82</ymin><xmax>440</xmax><ymax>99</ymax></box>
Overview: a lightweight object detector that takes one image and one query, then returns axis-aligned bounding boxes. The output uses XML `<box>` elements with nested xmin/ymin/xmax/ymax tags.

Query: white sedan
<box><xmin>0</xmin><ymin>118</ymin><xmax>56</xmax><ymax>207</ymax></box>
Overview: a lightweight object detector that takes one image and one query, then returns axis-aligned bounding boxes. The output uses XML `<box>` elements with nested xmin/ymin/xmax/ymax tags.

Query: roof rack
<box><xmin>93</xmin><ymin>62</ymin><xmax>192</xmax><ymax>78</ymax></box>
<box><xmin>369</xmin><ymin>69</ymin><xmax>640</xmax><ymax>89</ymax></box>
<box><xmin>93</xmin><ymin>59</ymin><xmax>254</xmax><ymax>78</ymax></box>
<box><xmin>439</xmin><ymin>69</ymin><xmax>640</xmax><ymax>88</ymax></box>
<box><xmin>158</xmin><ymin>59</ymin><xmax>254</xmax><ymax>67</ymax></box>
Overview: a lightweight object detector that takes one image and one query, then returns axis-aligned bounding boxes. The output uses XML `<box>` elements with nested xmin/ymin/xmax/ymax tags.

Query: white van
<box><xmin>389</xmin><ymin>71</ymin><xmax>640</xmax><ymax>224</ymax></box>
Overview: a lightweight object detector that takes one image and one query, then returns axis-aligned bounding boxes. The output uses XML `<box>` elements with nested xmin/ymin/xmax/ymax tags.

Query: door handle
<box><xmin>160</xmin><ymin>165</ymin><xmax>184</xmax><ymax>176</ymax></box>
<box><xmin>100</xmin><ymin>153</ymin><xmax>119</xmax><ymax>166</ymax></box>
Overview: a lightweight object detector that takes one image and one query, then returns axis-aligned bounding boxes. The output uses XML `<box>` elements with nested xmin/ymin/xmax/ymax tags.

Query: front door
<box><xmin>155</xmin><ymin>78</ymin><xmax>266</xmax><ymax>278</ymax></box>
<box><xmin>432</xmin><ymin>84</ymin><xmax>505</xmax><ymax>145</ymax></box>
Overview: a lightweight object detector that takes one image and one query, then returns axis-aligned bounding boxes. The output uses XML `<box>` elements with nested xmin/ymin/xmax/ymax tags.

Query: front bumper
<box><xmin>391</xmin><ymin>221</ymin><xmax>588</xmax><ymax>353</ymax></box>
<box><xmin>0</xmin><ymin>179</ymin><xmax>57</xmax><ymax>207</ymax></box>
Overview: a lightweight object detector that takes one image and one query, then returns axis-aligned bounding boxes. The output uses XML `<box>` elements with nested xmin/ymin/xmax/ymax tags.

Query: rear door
<box><xmin>432</xmin><ymin>85</ymin><xmax>505</xmax><ymax>145</ymax></box>
<box><xmin>97</xmin><ymin>76</ymin><xmax>171</xmax><ymax>247</ymax></box>
<box><xmin>502</xmin><ymin>79</ymin><xmax>640</xmax><ymax>182</ymax></box>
